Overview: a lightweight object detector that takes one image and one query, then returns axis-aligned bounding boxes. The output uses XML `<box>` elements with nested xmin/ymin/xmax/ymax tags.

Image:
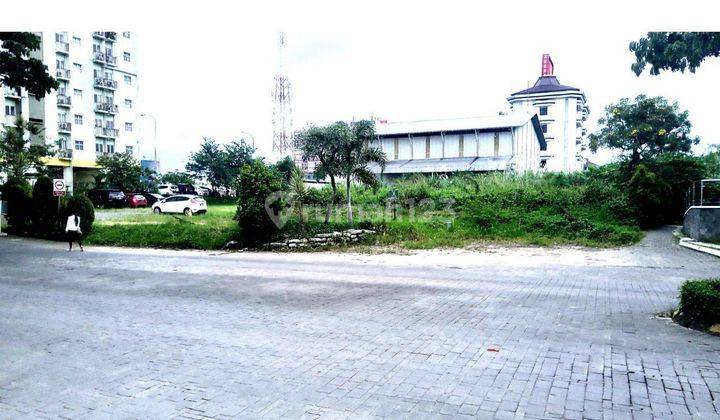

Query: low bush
<box><xmin>676</xmin><ymin>279</ymin><xmax>720</xmax><ymax>330</ymax></box>
<box><xmin>32</xmin><ymin>176</ymin><xmax>62</xmax><ymax>238</ymax></box>
<box><xmin>1</xmin><ymin>180</ymin><xmax>32</xmax><ymax>234</ymax></box>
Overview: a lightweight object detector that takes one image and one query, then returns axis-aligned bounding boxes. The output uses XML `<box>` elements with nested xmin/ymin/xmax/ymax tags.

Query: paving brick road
<box><xmin>1</xmin><ymin>228</ymin><xmax>719</xmax><ymax>419</ymax></box>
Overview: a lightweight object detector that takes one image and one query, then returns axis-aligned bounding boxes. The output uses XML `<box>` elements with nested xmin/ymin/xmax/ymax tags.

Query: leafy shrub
<box><xmin>627</xmin><ymin>164</ymin><xmax>671</xmax><ymax>228</ymax></box>
<box><xmin>676</xmin><ymin>279</ymin><xmax>720</xmax><ymax>330</ymax></box>
<box><xmin>32</xmin><ymin>176</ymin><xmax>62</xmax><ymax>238</ymax></box>
<box><xmin>1</xmin><ymin>180</ymin><xmax>32</xmax><ymax>234</ymax></box>
<box><xmin>62</xmin><ymin>194</ymin><xmax>95</xmax><ymax>238</ymax></box>
<box><xmin>236</xmin><ymin>160</ymin><xmax>283</xmax><ymax>245</ymax></box>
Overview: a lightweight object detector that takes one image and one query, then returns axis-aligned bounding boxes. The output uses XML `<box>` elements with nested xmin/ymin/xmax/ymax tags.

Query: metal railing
<box><xmin>92</xmin><ymin>52</ymin><xmax>117</xmax><ymax>66</ymax></box>
<box><xmin>56</xmin><ymin>68</ymin><xmax>71</xmax><ymax>79</ymax></box>
<box><xmin>58</xmin><ymin>149</ymin><xmax>73</xmax><ymax>160</ymax></box>
<box><xmin>94</xmin><ymin>77</ymin><xmax>117</xmax><ymax>89</ymax></box>
<box><xmin>57</xmin><ymin>95</ymin><xmax>72</xmax><ymax>106</ymax></box>
<box><xmin>95</xmin><ymin>127</ymin><xmax>118</xmax><ymax>138</ymax></box>
<box><xmin>3</xmin><ymin>87</ymin><xmax>21</xmax><ymax>97</ymax></box>
<box><xmin>58</xmin><ymin>122</ymin><xmax>72</xmax><ymax>132</ymax></box>
<box><xmin>56</xmin><ymin>41</ymin><xmax>69</xmax><ymax>53</ymax></box>
<box><xmin>686</xmin><ymin>179</ymin><xmax>720</xmax><ymax>209</ymax></box>
<box><xmin>93</xmin><ymin>32</ymin><xmax>116</xmax><ymax>41</ymax></box>
<box><xmin>95</xmin><ymin>102</ymin><xmax>118</xmax><ymax>114</ymax></box>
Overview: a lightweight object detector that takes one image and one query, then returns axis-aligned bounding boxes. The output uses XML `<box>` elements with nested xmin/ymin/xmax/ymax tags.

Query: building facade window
<box><xmin>123</xmin><ymin>52</ymin><xmax>131</xmax><ymax>62</ymax></box>
<box><xmin>125</xmin><ymin>122</ymin><xmax>133</xmax><ymax>132</ymax></box>
<box><xmin>124</xmin><ymin>99</ymin><xmax>132</xmax><ymax>108</ymax></box>
<box><xmin>73</xmin><ymin>63</ymin><xmax>82</xmax><ymax>72</ymax></box>
<box><xmin>74</xmin><ymin>114</ymin><xmax>83</xmax><ymax>125</ymax></box>
<box><xmin>72</xmin><ymin>36</ymin><xmax>81</xmax><ymax>46</ymax></box>
<box><xmin>123</xmin><ymin>75</ymin><xmax>132</xmax><ymax>85</ymax></box>
<box><xmin>125</xmin><ymin>146</ymin><xmax>133</xmax><ymax>155</ymax></box>
<box><xmin>75</xmin><ymin>140</ymin><xmax>84</xmax><ymax>151</ymax></box>
<box><xmin>73</xmin><ymin>89</ymin><xmax>82</xmax><ymax>97</ymax></box>
<box><xmin>541</xmin><ymin>124</ymin><xmax>548</xmax><ymax>134</ymax></box>
<box><xmin>539</xmin><ymin>106</ymin><xmax>548</xmax><ymax>116</ymax></box>
<box><xmin>5</xmin><ymin>105</ymin><xmax>16</xmax><ymax>116</ymax></box>
<box><xmin>576</xmin><ymin>104</ymin><xmax>582</xmax><ymax>112</ymax></box>
<box><xmin>93</xmin><ymin>44</ymin><xmax>101</xmax><ymax>53</ymax></box>
<box><xmin>123</xmin><ymin>32</ymin><xmax>131</xmax><ymax>38</ymax></box>
<box><xmin>106</xmin><ymin>144</ymin><xmax>114</xmax><ymax>154</ymax></box>
<box><xmin>95</xmin><ymin>143</ymin><xmax>103</xmax><ymax>153</ymax></box>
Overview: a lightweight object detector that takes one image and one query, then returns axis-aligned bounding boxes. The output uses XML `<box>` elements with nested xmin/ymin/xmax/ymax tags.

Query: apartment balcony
<box><xmin>92</xmin><ymin>52</ymin><xmax>117</xmax><ymax>66</ymax></box>
<box><xmin>3</xmin><ymin>87</ymin><xmax>21</xmax><ymax>98</ymax></box>
<box><xmin>95</xmin><ymin>126</ymin><xmax>118</xmax><ymax>138</ymax></box>
<box><xmin>58</xmin><ymin>122</ymin><xmax>72</xmax><ymax>133</ymax></box>
<box><xmin>56</xmin><ymin>68</ymin><xmax>70</xmax><ymax>80</ymax></box>
<box><xmin>58</xmin><ymin>148</ymin><xmax>73</xmax><ymax>160</ymax></box>
<box><xmin>57</xmin><ymin>94</ymin><xmax>72</xmax><ymax>107</ymax></box>
<box><xmin>94</xmin><ymin>102</ymin><xmax>118</xmax><ymax>114</ymax></box>
<box><xmin>93</xmin><ymin>32</ymin><xmax>116</xmax><ymax>41</ymax></box>
<box><xmin>94</xmin><ymin>77</ymin><xmax>117</xmax><ymax>90</ymax></box>
<box><xmin>56</xmin><ymin>41</ymin><xmax>69</xmax><ymax>54</ymax></box>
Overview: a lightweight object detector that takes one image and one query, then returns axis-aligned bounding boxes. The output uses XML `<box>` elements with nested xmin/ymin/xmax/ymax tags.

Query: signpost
<box><xmin>53</xmin><ymin>179</ymin><xmax>66</xmax><ymax>197</ymax></box>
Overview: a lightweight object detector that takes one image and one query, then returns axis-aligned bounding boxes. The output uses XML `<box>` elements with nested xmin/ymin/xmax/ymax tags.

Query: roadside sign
<box><xmin>53</xmin><ymin>179</ymin><xmax>66</xmax><ymax>196</ymax></box>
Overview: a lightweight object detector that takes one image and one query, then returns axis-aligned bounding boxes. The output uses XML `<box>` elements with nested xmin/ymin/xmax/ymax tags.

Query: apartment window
<box><xmin>123</xmin><ymin>75</ymin><xmax>132</xmax><ymax>85</ymax></box>
<box><xmin>93</xmin><ymin>44</ymin><xmax>101</xmax><ymax>53</ymax></box>
<box><xmin>95</xmin><ymin>143</ymin><xmax>103</xmax><ymax>153</ymax></box>
<box><xmin>74</xmin><ymin>114</ymin><xmax>83</xmax><ymax>125</ymax></box>
<box><xmin>95</xmin><ymin>118</ymin><xmax>102</xmax><ymax>128</ymax></box>
<box><xmin>576</xmin><ymin>104</ymin><xmax>582</xmax><ymax>112</ymax></box>
<box><xmin>73</xmin><ymin>63</ymin><xmax>82</xmax><ymax>72</ymax></box>
<box><xmin>72</xmin><ymin>36</ymin><xmax>81</xmax><ymax>46</ymax></box>
<box><xmin>123</xmin><ymin>52</ymin><xmax>131</xmax><ymax>62</ymax></box>
<box><xmin>125</xmin><ymin>146</ymin><xmax>133</xmax><ymax>155</ymax></box>
<box><xmin>124</xmin><ymin>99</ymin><xmax>133</xmax><ymax>108</ymax></box>
<box><xmin>55</xmin><ymin>33</ymin><xmax>64</xmax><ymax>42</ymax></box>
<box><xmin>73</xmin><ymin>89</ymin><xmax>82</xmax><ymax>97</ymax></box>
<box><xmin>123</xmin><ymin>32</ymin><xmax>131</xmax><ymax>38</ymax></box>
<box><xmin>541</xmin><ymin>124</ymin><xmax>548</xmax><ymax>134</ymax></box>
<box><xmin>576</xmin><ymin>122</ymin><xmax>582</xmax><ymax>129</ymax></box>
<box><xmin>5</xmin><ymin>105</ymin><xmax>16</xmax><ymax>116</ymax></box>
<box><xmin>539</xmin><ymin>106</ymin><xmax>548</xmax><ymax>116</ymax></box>
<box><xmin>106</xmin><ymin>144</ymin><xmax>114</xmax><ymax>154</ymax></box>
<box><xmin>56</xmin><ymin>59</ymin><xmax>65</xmax><ymax>69</ymax></box>
<box><xmin>125</xmin><ymin>122</ymin><xmax>133</xmax><ymax>132</ymax></box>
<box><xmin>75</xmin><ymin>140</ymin><xmax>84</xmax><ymax>151</ymax></box>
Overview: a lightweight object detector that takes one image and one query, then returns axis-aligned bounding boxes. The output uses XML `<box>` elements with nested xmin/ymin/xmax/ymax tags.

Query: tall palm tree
<box><xmin>288</xmin><ymin>164</ymin><xmax>308</xmax><ymax>231</ymax></box>
<box><xmin>338</xmin><ymin>120</ymin><xmax>387</xmax><ymax>225</ymax></box>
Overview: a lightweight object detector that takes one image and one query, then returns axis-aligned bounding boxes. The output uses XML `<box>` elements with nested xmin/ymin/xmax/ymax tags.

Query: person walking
<box><xmin>65</xmin><ymin>213</ymin><xmax>84</xmax><ymax>252</ymax></box>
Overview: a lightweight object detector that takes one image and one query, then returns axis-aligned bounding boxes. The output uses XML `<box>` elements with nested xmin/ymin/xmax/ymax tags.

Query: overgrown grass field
<box><xmin>85</xmin><ymin>203</ymin><xmax>239</xmax><ymax>249</ymax></box>
<box><xmin>84</xmin><ymin>173</ymin><xmax>643</xmax><ymax>250</ymax></box>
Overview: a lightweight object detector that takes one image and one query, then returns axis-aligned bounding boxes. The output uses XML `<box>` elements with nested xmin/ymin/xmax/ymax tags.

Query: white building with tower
<box><xmin>1</xmin><ymin>31</ymin><xmax>141</xmax><ymax>192</ymax></box>
<box><xmin>368</xmin><ymin>54</ymin><xmax>588</xmax><ymax>178</ymax></box>
<box><xmin>508</xmin><ymin>54</ymin><xmax>589</xmax><ymax>172</ymax></box>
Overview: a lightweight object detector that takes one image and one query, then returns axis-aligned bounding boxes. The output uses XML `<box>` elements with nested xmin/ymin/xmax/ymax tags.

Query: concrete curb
<box><xmin>678</xmin><ymin>237</ymin><xmax>720</xmax><ymax>258</ymax></box>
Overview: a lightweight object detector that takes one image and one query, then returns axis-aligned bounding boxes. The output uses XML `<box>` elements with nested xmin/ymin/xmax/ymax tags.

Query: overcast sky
<box><xmin>10</xmin><ymin>1</ymin><xmax>720</xmax><ymax>172</ymax></box>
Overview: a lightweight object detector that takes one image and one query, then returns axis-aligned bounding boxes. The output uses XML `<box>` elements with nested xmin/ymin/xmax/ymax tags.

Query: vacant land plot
<box><xmin>86</xmin><ymin>204</ymin><xmax>238</xmax><ymax>249</ymax></box>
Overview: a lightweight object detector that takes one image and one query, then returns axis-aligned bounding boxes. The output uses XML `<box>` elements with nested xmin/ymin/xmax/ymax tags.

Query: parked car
<box><xmin>157</xmin><ymin>184</ymin><xmax>178</xmax><ymax>196</ymax></box>
<box><xmin>140</xmin><ymin>191</ymin><xmax>164</xmax><ymax>206</ymax></box>
<box><xmin>87</xmin><ymin>189</ymin><xmax>126</xmax><ymax>208</ymax></box>
<box><xmin>152</xmin><ymin>195</ymin><xmax>207</xmax><ymax>216</ymax></box>
<box><xmin>177</xmin><ymin>183</ymin><xmax>197</xmax><ymax>195</ymax></box>
<box><xmin>194</xmin><ymin>185</ymin><xmax>211</xmax><ymax>196</ymax></box>
<box><xmin>126</xmin><ymin>193</ymin><xmax>148</xmax><ymax>208</ymax></box>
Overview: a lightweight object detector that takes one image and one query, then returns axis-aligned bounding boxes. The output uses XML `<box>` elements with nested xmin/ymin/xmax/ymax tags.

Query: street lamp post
<box><xmin>140</xmin><ymin>113</ymin><xmax>158</xmax><ymax>169</ymax></box>
<box><xmin>237</xmin><ymin>130</ymin><xmax>255</xmax><ymax>149</ymax></box>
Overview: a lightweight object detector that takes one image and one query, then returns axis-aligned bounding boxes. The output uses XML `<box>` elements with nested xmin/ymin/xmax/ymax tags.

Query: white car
<box><xmin>157</xmin><ymin>184</ymin><xmax>178</xmax><ymax>196</ymax></box>
<box><xmin>152</xmin><ymin>195</ymin><xmax>207</xmax><ymax>216</ymax></box>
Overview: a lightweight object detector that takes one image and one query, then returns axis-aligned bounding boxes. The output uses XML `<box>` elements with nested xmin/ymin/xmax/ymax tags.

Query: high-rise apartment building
<box><xmin>1</xmin><ymin>31</ymin><xmax>140</xmax><ymax>192</ymax></box>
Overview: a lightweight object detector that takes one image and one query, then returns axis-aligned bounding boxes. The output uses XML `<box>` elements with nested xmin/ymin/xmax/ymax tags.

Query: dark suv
<box><xmin>87</xmin><ymin>189</ymin><xmax>127</xmax><ymax>208</ymax></box>
<box><xmin>177</xmin><ymin>184</ymin><xmax>197</xmax><ymax>195</ymax></box>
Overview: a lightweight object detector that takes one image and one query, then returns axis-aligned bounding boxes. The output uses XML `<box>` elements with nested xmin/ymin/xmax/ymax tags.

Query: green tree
<box><xmin>589</xmin><ymin>95</ymin><xmax>698</xmax><ymax>166</ymax></box>
<box><xmin>337</xmin><ymin>120</ymin><xmax>387</xmax><ymax>225</ymax></box>
<box><xmin>271</xmin><ymin>156</ymin><xmax>297</xmax><ymax>187</ymax></box>
<box><xmin>96</xmin><ymin>153</ymin><xmax>154</xmax><ymax>191</ymax></box>
<box><xmin>0</xmin><ymin>32</ymin><xmax>58</xmax><ymax>98</ymax></box>
<box><xmin>630</xmin><ymin>32</ymin><xmax>720</xmax><ymax>75</ymax></box>
<box><xmin>0</xmin><ymin>180</ymin><xmax>32</xmax><ymax>234</ymax></box>
<box><xmin>160</xmin><ymin>170</ymin><xmax>195</xmax><ymax>185</ymax></box>
<box><xmin>0</xmin><ymin>116</ymin><xmax>52</xmax><ymax>182</ymax></box>
<box><xmin>186</xmin><ymin>138</ymin><xmax>254</xmax><ymax>195</ymax></box>
<box><xmin>32</xmin><ymin>176</ymin><xmax>61</xmax><ymax>237</ymax></box>
<box><xmin>235</xmin><ymin>160</ymin><xmax>282</xmax><ymax>245</ymax></box>
<box><xmin>288</xmin><ymin>165</ymin><xmax>308</xmax><ymax>231</ymax></box>
<box><xmin>297</xmin><ymin>122</ymin><xmax>349</xmax><ymax>223</ymax></box>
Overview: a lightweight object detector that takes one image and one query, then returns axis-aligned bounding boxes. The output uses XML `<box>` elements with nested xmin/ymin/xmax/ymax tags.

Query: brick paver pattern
<box><xmin>1</xmin><ymin>229</ymin><xmax>719</xmax><ymax>419</ymax></box>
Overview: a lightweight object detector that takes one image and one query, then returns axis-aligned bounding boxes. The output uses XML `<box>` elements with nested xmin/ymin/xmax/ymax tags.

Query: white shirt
<box><xmin>65</xmin><ymin>215</ymin><xmax>81</xmax><ymax>232</ymax></box>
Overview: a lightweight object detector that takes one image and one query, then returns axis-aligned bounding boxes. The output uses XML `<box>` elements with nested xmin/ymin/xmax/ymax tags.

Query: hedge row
<box><xmin>677</xmin><ymin>279</ymin><xmax>720</xmax><ymax>330</ymax></box>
